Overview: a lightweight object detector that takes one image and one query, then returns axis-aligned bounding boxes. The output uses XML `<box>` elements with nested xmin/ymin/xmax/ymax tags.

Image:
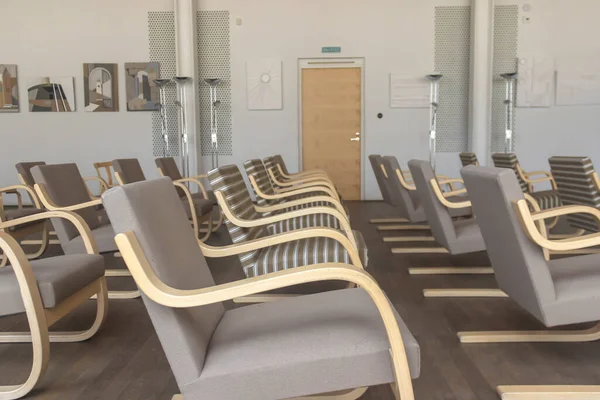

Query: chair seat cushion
<box><xmin>267</xmin><ymin>212</ymin><xmax>343</xmax><ymax>233</ymax></box>
<box><xmin>181</xmin><ymin>193</ymin><xmax>214</xmax><ymax>217</ymax></box>
<box><xmin>531</xmin><ymin>190</ymin><xmax>562</xmax><ymax>210</ymax></box>
<box><xmin>64</xmin><ymin>223</ymin><xmax>117</xmax><ymax>254</ymax></box>
<box><xmin>249</xmin><ymin>230</ymin><xmax>368</xmax><ymax>278</ymax></box>
<box><xmin>0</xmin><ymin>254</ymin><xmax>105</xmax><ymax>317</ymax></box>
<box><xmin>3</xmin><ymin>208</ymin><xmax>45</xmax><ymax>232</ymax></box>
<box><xmin>187</xmin><ymin>288</ymin><xmax>420</xmax><ymax>400</ymax></box>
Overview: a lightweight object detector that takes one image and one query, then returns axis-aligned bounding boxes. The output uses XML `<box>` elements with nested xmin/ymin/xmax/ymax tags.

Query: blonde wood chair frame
<box><xmin>156</xmin><ymin>168</ymin><xmax>224</xmax><ymax>238</ymax></box>
<box><xmin>0</xmin><ymin>210</ymin><xmax>108</xmax><ymax>400</ymax></box>
<box><xmin>267</xmin><ymin>168</ymin><xmax>341</xmax><ymax>202</ymax></box>
<box><xmin>33</xmin><ymin>183</ymin><xmax>140</xmax><ymax>300</ymax></box>
<box><xmin>115</xmin><ymin>230</ymin><xmax>415</xmax><ymax>400</ymax></box>
<box><xmin>93</xmin><ymin>161</ymin><xmax>117</xmax><ymax>189</ymax></box>
<box><xmin>0</xmin><ymin>185</ymin><xmax>49</xmax><ymax>268</ymax></box>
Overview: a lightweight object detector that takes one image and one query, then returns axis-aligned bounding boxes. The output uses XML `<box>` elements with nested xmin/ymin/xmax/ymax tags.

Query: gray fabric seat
<box><xmin>64</xmin><ymin>223</ymin><xmax>117</xmax><ymax>255</ymax></box>
<box><xmin>182</xmin><ymin>193</ymin><xmax>214</xmax><ymax>217</ymax></box>
<box><xmin>462</xmin><ymin>165</ymin><xmax>600</xmax><ymax>327</ymax></box>
<box><xmin>408</xmin><ymin>160</ymin><xmax>484</xmax><ymax>255</ymax></box>
<box><xmin>0</xmin><ymin>254</ymin><xmax>104</xmax><ymax>317</ymax></box>
<box><xmin>3</xmin><ymin>208</ymin><xmax>44</xmax><ymax>231</ymax></box>
<box><xmin>198</xmin><ymin>288</ymin><xmax>420</xmax><ymax>400</ymax></box>
<box><xmin>15</xmin><ymin>161</ymin><xmax>47</xmax><ymax>187</ymax></box>
<box><xmin>102</xmin><ymin>177</ymin><xmax>419</xmax><ymax>400</ymax></box>
<box><xmin>112</xmin><ymin>158</ymin><xmax>147</xmax><ymax>184</ymax></box>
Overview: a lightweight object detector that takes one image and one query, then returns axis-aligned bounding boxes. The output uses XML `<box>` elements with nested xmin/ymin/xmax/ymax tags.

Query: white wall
<box><xmin>0</xmin><ymin>0</ymin><xmax>173</xmax><ymax>199</ymax></box>
<box><xmin>497</xmin><ymin>0</ymin><xmax>600</xmax><ymax>172</ymax></box>
<box><xmin>198</xmin><ymin>0</ymin><xmax>469</xmax><ymax>199</ymax></box>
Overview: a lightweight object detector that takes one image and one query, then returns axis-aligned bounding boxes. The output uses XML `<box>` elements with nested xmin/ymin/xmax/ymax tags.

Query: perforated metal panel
<box><xmin>197</xmin><ymin>11</ymin><xmax>232</xmax><ymax>156</ymax></box>
<box><xmin>491</xmin><ymin>5</ymin><xmax>519</xmax><ymax>153</ymax></box>
<box><xmin>148</xmin><ymin>12</ymin><xmax>179</xmax><ymax>157</ymax></box>
<box><xmin>434</xmin><ymin>6</ymin><xmax>471</xmax><ymax>153</ymax></box>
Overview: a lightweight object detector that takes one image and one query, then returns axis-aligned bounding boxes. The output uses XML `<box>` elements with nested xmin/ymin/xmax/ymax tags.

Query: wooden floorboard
<box><xmin>1</xmin><ymin>201</ymin><xmax>599</xmax><ymax>399</ymax></box>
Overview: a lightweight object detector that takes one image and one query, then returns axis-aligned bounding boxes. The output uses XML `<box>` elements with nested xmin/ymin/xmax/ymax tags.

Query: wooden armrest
<box><xmin>277</xmin><ymin>164</ymin><xmax>328</xmax><ymax>180</ymax></box>
<box><xmin>115</xmin><ymin>231</ymin><xmax>415</xmax><ymax>400</ymax></box>
<box><xmin>198</xmin><ymin>227</ymin><xmax>362</xmax><ymax>267</ymax></box>
<box><xmin>438</xmin><ymin>178</ymin><xmax>464</xmax><ymax>185</ymax></box>
<box><xmin>84</xmin><ymin>176</ymin><xmax>109</xmax><ymax>198</ymax></box>
<box><xmin>255</xmin><ymin>196</ymin><xmax>348</xmax><ymax>221</ymax></box>
<box><xmin>0</xmin><ymin>210</ymin><xmax>98</xmax><ymax>254</ymax></box>
<box><xmin>524</xmin><ymin>170</ymin><xmax>551</xmax><ymax>178</ymax></box>
<box><xmin>0</xmin><ymin>185</ymin><xmax>41</xmax><ymax>208</ymax></box>
<box><xmin>34</xmin><ymin>183</ymin><xmax>102</xmax><ymax>212</ymax></box>
<box><xmin>527</xmin><ymin>176</ymin><xmax>553</xmax><ymax>185</ymax></box>
<box><xmin>175</xmin><ymin>177</ymin><xmax>209</xmax><ymax>198</ymax></box>
<box><xmin>215</xmin><ymin>191</ymin><xmax>356</xmax><ymax>249</ymax></box>
<box><xmin>249</xmin><ymin>175</ymin><xmax>337</xmax><ymax>200</ymax></box>
<box><xmin>430</xmin><ymin>179</ymin><xmax>471</xmax><ymax>209</ymax></box>
<box><xmin>268</xmin><ymin>168</ymin><xmax>335</xmax><ymax>191</ymax></box>
<box><xmin>515</xmin><ymin>199</ymin><xmax>600</xmax><ymax>251</ymax></box>
<box><xmin>394</xmin><ymin>169</ymin><xmax>416</xmax><ymax>191</ymax></box>
<box><xmin>443</xmin><ymin>188</ymin><xmax>467</xmax><ymax>197</ymax></box>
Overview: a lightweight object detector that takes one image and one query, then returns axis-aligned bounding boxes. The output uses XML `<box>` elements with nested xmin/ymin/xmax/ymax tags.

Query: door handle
<box><xmin>350</xmin><ymin>137</ymin><xmax>360</xmax><ymax>142</ymax></box>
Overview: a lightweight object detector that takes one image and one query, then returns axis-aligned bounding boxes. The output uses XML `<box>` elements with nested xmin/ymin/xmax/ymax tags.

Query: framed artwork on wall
<box><xmin>83</xmin><ymin>63</ymin><xmax>119</xmax><ymax>112</ymax></box>
<box><xmin>246</xmin><ymin>59</ymin><xmax>283</xmax><ymax>110</ymax></box>
<box><xmin>125</xmin><ymin>62</ymin><xmax>161</xmax><ymax>111</ymax></box>
<box><xmin>27</xmin><ymin>77</ymin><xmax>75</xmax><ymax>112</ymax></box>
<box><xmin>0</xmin><ymin>64</ymin><xmax>19</xmax><ymax>113</ymax></box>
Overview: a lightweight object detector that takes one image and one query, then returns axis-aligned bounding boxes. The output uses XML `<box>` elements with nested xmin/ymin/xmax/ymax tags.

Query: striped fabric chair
<box><xmin>492</xmin><ymin>153</ymin><xmax>561</xmax><ymax>210</ymax></box>
<box><xmin>273</xmin><ymin>154</ymin><xmax>330</xmax><ymax>180</ymax></box>
<box><xmin>459</xmin><ymin>152</ymin><xmax>479</xmax><ymax>167</ymax></box>
<box><xmin>549</xmin><ymin>156</ymin><xmax>600</xmax><ymax>232</ymax></box>
<box><xmin>207</xmin><ymin>165</ymin><xmax>368</xmax><ymax>278</ymax></box>
<box><xmin>243</xmin><ymin>159</ymin><xmax>346</xmax><ymax>227</ymax></box>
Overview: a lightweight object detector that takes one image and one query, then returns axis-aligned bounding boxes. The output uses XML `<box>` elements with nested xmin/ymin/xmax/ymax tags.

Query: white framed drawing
<box><xmin>516</xmin><ymin>57</ymin><xmax>553</xmax><ymax>108</ymax></box>
<box><xmin>246</xmin><ymin>59</ymin><xmax>282</xmax><ymax>110</ymax></box>
<box><xmin>390</xmin><ymin>73</ymin><xmax>429</xmax><ymax>108</ymax></box>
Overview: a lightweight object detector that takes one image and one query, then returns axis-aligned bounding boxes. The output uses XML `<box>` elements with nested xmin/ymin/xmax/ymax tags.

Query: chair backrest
<box><xmin>491</xmin><ymin>153</ymin><xmax>528</xmax><ymax>192</ymax></box>
<box><xmin>243</xmin><ymin>159</ymin><xmax>276</xmax><ymax>207</ymax></box>
<box><xmin>31</xmin><ymin>164</ymin><xmax>101</xmax><ymax>243</ymax></box>
<box><xmin>113</xmin><ymin>159</ymin><xmax>147</xmax><ymax>184</ymax></box>
<box><xmin>273</xmin><ymin>154</ymin><xmax>290</xmax><ymax>175</ymax></box>
<box><xmin>102</xmin><ymin>178</ymin><xmax>225</xmax><ymax>389</ymax></box>
<box><xmin>263</xmin><ymin>156</ymin><xmax>282</xmax><ymax>184</ymax></box>
<box><xmin>549</xmin><ymin>156</ymin><xmax>600</xmax><ymax>232</ymax></box>
<box><xmin>207</xmin><ymin>165</ymin><xmax>267</xmax><ymax>272</ymax></box>
<box><xmin>155</xmin><ymin>157</ymin><xmax>185</xmax><ymax>197</ymax></box>
<box><xmin>369</xmin><ymin>155</ymin><xmax>393</xmax><ymax>204</ymax></box>
<box><xmin>407</xmin><ymin>160</ymin><xmax>457</xmax><ymax>249</ymax></box>
<box><xmin>383</xmin><ymin>156</ymin><xmax>423</xmax><ymax>221</ymax></box>
<box><xmin>459</xmin><ymin>152</ymin><xmax>479</xmax><ymax>167</ymax></box>
<box><xmin>461</xmin><ymin>166</ymin><xmax>556</xmax><ymax>321</ymax></box>
<box><xmin>16</xmin><ymin>161</ymin><xmax>46</xmax><ymax>187</ymax></box>
<box><xmin>93</xmin><ymin>161</ymin><xmax>116</xmax><ymax>187</ymax></box>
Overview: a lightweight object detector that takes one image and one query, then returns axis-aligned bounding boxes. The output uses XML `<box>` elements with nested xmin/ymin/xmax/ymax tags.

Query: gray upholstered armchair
<box><xmin>30</xmin><ymin>163</ymin><xmax>139</xmax><ymax>299</ymax></box>
<box><xmin>459</xmin><ymin>165</ymin><xmax>600</xmax><ymax>399</ymax></box>
<box><xmin>0</xmin><ymin>210</ymin><xmax>107</xmax><ymax>399</ymax></box>
<box><xmin>102</xmin><ymin>177</ymin><xmax>420</xmax><ymax>400</ymax></box>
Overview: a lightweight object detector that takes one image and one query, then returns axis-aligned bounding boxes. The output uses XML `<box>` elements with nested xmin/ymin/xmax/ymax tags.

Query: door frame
<box><xmin>297</xmin><ymin>57</ymin><xmax>366</xmax><ymax>200</ymax></box>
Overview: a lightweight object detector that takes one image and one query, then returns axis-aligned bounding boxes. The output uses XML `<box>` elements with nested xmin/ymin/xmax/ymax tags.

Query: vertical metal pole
<box><xmin>502</xmin><ymin>73</ymin><xmax>517</xmax><ymax>153</ymax></box>
<box><xmin>426</xmin><ymin>74</ymin><xmax>442</xmax><ymax>171</ymax></box>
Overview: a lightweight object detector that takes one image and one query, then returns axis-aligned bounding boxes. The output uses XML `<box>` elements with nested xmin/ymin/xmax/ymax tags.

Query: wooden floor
<box><xmin>2</xmin><ymin>201</ymin><xmax>600</xmax><ymax>399</ymax></box>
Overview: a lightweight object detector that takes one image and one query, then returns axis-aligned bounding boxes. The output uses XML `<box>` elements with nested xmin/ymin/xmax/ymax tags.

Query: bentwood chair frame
<box><xmin>0</xmin><ymin>210</ymin><xmax>108</xmax><ymax>400</ymax></box>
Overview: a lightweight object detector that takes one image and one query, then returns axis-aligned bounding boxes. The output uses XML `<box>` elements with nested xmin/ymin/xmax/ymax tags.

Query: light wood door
<box><xmin>301</xmin><ymin>67</ymin><xmax>362</xmax><ymax>200</ymax></box>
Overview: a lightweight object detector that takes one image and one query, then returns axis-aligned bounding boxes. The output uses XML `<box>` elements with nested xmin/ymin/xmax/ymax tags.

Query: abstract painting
<box><xmin>0</xmin><ymin>64</ymin><xmax>19</xmax><ymax>112</ymax></box>
<box><xmin>125</xmin><ymin>62</ymin><xmax>160</xmax><ymax>111</ymax></box>
<box><xmin>28</xmin><ymin>77</ymin><xmax>75</xmax><ymax>112</ymax></box>
<box><xmin>246</xmin><ymin>59</ymin><xmax>282</xmax><ymax>110</ymax></box>
<box><xmin>83</xmin><ymin>63</ymin><xmax>119</xmax><ymax>112</ymax></box>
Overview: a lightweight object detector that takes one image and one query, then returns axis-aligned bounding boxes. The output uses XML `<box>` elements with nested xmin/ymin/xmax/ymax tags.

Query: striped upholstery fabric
<box><xmin>264</xmin><ymin>156</ymin><xmax>284</xmax><ymax>185</ymax></box>
<box><xmin>549</xmin><ymin>156</ymin><xmax>600</xmax><ymax>232</ymax></box>
<box><xmin>208</xmin><ymin>165</ymin><xmax>364</xmax><ymax>277</ymax></box>
<box><xmin>459</xmin><ymin>152</ymin><xmax>479</xmax><ymax>167</ymax></box>
<box><xmin>273</xmin><ymin>155</ymin><xmax>290</xmax><ymax>175</ymax></box>
<box><xmin>251</xmin><ymin>231</ymin><xmax>368</xmax><ymax>278</ymax></box>
<box><xmin>243</xmin><ymin>159</ymin><xmax>278</xmax><ymax>207</ymax></box>
<box><xmin>493</xmin><ymin>153</ymin><xmax>561</xmax><ymax>210</ymax></box>
<box><xmin>492</xmin><ymin>153</ymin><xmax>529</xmax><ymax>192</ymax></box>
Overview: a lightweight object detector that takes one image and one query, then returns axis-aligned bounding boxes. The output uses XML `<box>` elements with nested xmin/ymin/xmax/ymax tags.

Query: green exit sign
<box><xmin>322</xmin><ymin>46</ymin><xmax>341</xmax><ymax>53</ymax></box>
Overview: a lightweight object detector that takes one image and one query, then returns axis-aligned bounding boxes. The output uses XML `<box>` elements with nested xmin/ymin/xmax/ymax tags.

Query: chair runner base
<box><xmin>171</xmin><ymin>387</ymin><xmax>369</xmax><ymax>400</ymax></box>
<box><xmin>409</xmin><ymin>267</ymin><xmax>493</xmax><ymax>275</ymax></box>
<box><xmin>497</xmin><ymin>385</ymin><xmax>600</xmax><ymax>399</ymax></box>
<box><xmin>458</xmin><ymin>322</ymin><xmax>600</xmax><ymax>344</ymax></box>
<box><xmin>384</xmin><ymin>236</ymin><xmax>436</xmax><ymax>243</ymax></box>
<box><xmin>377</xmin><ymin>224</ymin><xmax>430</xmax><ymax>231</ymax></box>
<box><xmin>370</xmin><ymin>218</ymin><xmax>408</xmax><ymax>224</ymax></box>
<box><xmin>423</xmin><ymin>288</ymin><xmax>507</xmax><ymax>298</ymax></box>
<box><xmin>392</xmin><ymin>247</ymin><xmax>448</xmax><ymax>254</ymax></box>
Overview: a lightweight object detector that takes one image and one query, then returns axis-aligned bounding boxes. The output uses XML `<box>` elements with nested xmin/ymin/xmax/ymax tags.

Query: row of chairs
<box><xmin>0</xmin><ymin>155</ymin><xmax>421</xmax><ymax>399</ymax></box>
<box><xmin>369</xmin><ymin>152</ymin><xmax>600</xmax><ymax>398</ymax></box>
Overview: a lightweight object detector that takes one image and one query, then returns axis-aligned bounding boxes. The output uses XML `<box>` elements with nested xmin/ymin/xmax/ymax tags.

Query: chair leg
<box><xmin>423</xmin><ymin>288</ymin><xmax>507</xmax><ymax>298</ymax></box>
<box><xmin>24</xmin><ymin>228</ymin><xmax>49</xmax><ymax>260</ymax></box>
<box><xmin>384</xmin><ymin>236</ymin><xmax>436</xmax><ymax>243</ymax></box>
<box><xmin>198</xmin><ymin>217</ymin><xmax>213</xmax><ymax>243</ymax></box>
<box><xmin>378</xmin><ymin>224</ymin><xmax>430</xmax><ymax>231</ymax></box>
<box><xmin>409</xmin><ymin>267</ymin><xmax>494</xmax><ymax>275</ymax></box>
<box><xmin>392</xmin><ymin>247</ymin><xmax>448</xmax><ymax>254</ymax></box>
<box><xmin>549</xmin><ymin>249</ymin><xmax>600</xmax><ymax>256</ymax></box>
<box><xmin>497</xmin><ymin>385</ymin><xmax>600</xmax><ymax>399</ymax></box>
<box><xmin>458</xmin><ymin>322</ymin><xmax>600</xmax><ymax>344</ymax></box>
<box><xmin>0</xmin><ymin>278</ymin><xmax>108</xmax><ymax>344</ymax></box>
<box><xmin>370</xmin><ymin>218</ymin><xmax>408</xmax><ymax>224</ymax></box>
